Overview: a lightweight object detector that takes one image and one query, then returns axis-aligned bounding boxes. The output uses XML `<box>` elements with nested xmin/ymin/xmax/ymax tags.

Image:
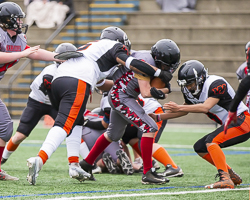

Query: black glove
<box><xmin>158</xmin><ymin>71</ymin><xmax>173</xmax><ymax>86</ymax></box>
<box><xmin>150</xmin><ymin>87</ymin><xmax>166</xmax><ymax>99</ymax></box>
<box><xmin>165</xmin><ymin>82</ymin><xmax>172</xmax><ymax>93</ymax></box>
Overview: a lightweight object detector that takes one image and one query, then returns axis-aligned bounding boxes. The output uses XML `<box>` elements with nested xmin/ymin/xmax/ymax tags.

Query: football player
<box><xmin>80</xmin><ymin>39</ymin><xmax>180</xmax><ymax>185</ymax></box>
<box><xmin>150</xmin><ymin>60</ymin><xmax>250</xmax><ymax>189</ymax></box>
<box><xmin>1</xmin><ymin>43</ymin><xmax>89</xmax><ymax>182</ymax></box>
<box><xmin>26</xmin><ymin>26</ymin><xmax>173</xmax><ymax>185</ymax></box>
<box><xmin>0</xmin><ymin>2</ymin><xmax>62</xmax><ymax>181</ymax></box>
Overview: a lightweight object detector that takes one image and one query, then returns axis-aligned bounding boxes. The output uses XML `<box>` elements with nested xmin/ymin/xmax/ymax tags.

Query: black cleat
<box><xmin>102</xmin><ymin>152</ymin><xmax>119</xmax><ymax>174</ymax></box>
<box><xmin>1</xmin><ymin>158</ymin><xmax>7</xmax><ymax>165</ymax></box>
<box><xmin>157</xmin><ymin>164</ymin><xmax>184</xmax><ymax>177</ymax></box>
<box><xmin>79</xmin><ymin>159</ymin><xmax>96</xmax><ymax>181</ymax></box>
<box><xmin>116</xmin><ymin>149</ymin><xmax>134</xmax><ymax>175</ymax></box>
<box><xmin>142</xmin><ymin>168</ymin><xmax>169</xmax><ymax>185</ymax></box>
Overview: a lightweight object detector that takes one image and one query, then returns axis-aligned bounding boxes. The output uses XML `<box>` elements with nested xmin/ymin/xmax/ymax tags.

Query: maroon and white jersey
<box><xmin>53</xmin><ymin>39</ymin><xmax>129</xmax><ymax>90</ymax></box>
<box><xmin>29</xmin><ymin>63</ymin><xmax>57</xmax><ymax>105</ymax></box>
<box><xmin>0</xmin><ymin>28</ymin><xmax>28</xmax><ymax>80</ymax></box>
<box><xmin>111</xmin><ymin>50</ymin><xmax>155</xmax><ymax>99</ymax></box>
<box><xmin>184</xmin><ymin>75</ymin><xmax>248</xmax><ymax>125</ymax></box>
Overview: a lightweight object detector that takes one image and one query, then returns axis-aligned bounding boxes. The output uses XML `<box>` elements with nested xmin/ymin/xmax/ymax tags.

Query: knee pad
<box><xmin>1</xmin><ymin>121</ymin><xmax>13</xmax><ymax>142</ymax></box>
<box><xmin>193</xmin><ymin>139</ymin><xmax>207</xmax><ymax>153</ymax></box>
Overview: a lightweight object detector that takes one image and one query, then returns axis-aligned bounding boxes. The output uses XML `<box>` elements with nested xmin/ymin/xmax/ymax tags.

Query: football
<box><xmin>150</xmin><ymin>77</ymin><xmax>166</xmax><ymax>88</ymax></box>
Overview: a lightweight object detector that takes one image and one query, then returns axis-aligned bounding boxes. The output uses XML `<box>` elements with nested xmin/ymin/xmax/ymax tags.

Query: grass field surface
<box><xmin>0</xmin><ymin>122</ymin><xmax>249</xmax><ymax>200</ymax></box>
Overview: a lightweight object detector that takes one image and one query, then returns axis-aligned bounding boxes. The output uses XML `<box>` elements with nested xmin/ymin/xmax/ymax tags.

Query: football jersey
<box><xmin>29</xmin><ymin>63</ymin><xmax>57</xmax><ymax>105</ymax></box>
<box><xmin>111</xmin><ymin>50</ymin><xmax>154</xmax><ymax>98</ymax></box>
<box><xmin>184</xmin><ymin>75</ymin><xmax>248</xmax><ymax>125</ymax></box>
<box><xmin>236</xmin><ymin>61</ymin><xmax>247</xmax><ymax>80</ymax></box>
<box><xmin>53</xmin><ymin>39</ymin><xmax>129</xmax><ymax>90</ymax></box>
<box><xmin>0</xmin><ymin>28</ymin><xmax>28</xmax><ymax>80</ymax></box>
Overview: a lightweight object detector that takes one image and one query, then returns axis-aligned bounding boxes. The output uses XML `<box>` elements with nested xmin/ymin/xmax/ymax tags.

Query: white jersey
<box><xmin>184</xmin><ymin>75</ymin><xmax>248</xmax><ymax>125</ymax></box>
<box><xmin>53</xmin><ymin>39</ymin><xmax>129</xmax><ymax>90</ymax></box>
<box><xmin>0</xmin><ymin>28</ymin><xmax>28</xmax><ymax>80</ymax></box>
<box><xmin>29</xmin><ymin>63</ymin><xmax>57</xmax><ymax>105</ymax></box>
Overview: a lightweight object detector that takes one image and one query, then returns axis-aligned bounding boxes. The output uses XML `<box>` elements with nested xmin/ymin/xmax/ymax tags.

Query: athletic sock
<box><xmin>2</xmin><ymin>137</ymin><xmax>19</xmax><ymax>159</ymax></box>
<box><xmin>132</xmin><ymin>142</ymin><xmax>142</xmax><ymax>157</ymax></box>
<box><xmin>38</xmin><ymin>150</ymin><xmax>48</xmax><ymax>164</ymax></box>
<box><xmin>140</xmin><ymin>137</ymin><xmax>153</xmax><ymax>174</ymax></box>
<box><xmin>207</xmin><ymin>144</ymin><xmax>228</xmax><ymax>173</ymax></box>
<box><xmin>68</xmin><ymin>156</ymin><xmax>79</xmax><ymax>163</ymax></box>
<box><xmin>202</xmin><ymin>153</ymin><xmax>231</xmax><ymax>170</ymax></box>
<box><xmin>153</xmin><ymin>146</ymin><xmax>178</xmax><ymax>169</ymax></box>
<box><xmin>0</xmin><ymin>146</ymin><xmax>4</xmax><ymax>170</ymax></box>
<box><xmin>85</xmin><ymin>133</ymin><xmax>111</xmax><ymax>165</ymax></box>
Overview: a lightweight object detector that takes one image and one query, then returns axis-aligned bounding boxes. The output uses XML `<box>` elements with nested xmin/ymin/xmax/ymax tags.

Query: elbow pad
<box><xmin>130</xmin><ymin>59</ymin><xmax>156</xmax><ymax>76</ymax></box>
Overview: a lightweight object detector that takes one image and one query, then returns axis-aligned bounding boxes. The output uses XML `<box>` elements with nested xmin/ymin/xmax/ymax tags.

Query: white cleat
<box><xmin>69</xmin><ymin>162</ymin><xmax>91</xmax><ymax>182</ymax></box>
<box><xmin>26</xmin><ymin>157</ymin><xmax>43</xmax><ymax>185</ymax></box>
<box><xmin>0</xmin><ymin>169</ymin><xmax>19</xmax><ymax>181</ymax></box>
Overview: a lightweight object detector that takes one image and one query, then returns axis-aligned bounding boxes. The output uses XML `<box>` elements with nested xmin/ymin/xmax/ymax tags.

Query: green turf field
<box><xmin>0</xmin><ymin>122</ymin><xmax>249</xmax><ymax>200</ymax></box>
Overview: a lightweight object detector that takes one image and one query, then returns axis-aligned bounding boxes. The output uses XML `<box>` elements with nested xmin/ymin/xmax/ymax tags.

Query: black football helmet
<box><xmin>54</xmin><ymin>43</ymin><xmax>77</xmax><ymax>66</ymax></box>
<box><xmin>0</xmin><ymin>2</ymin><xmax>27</xmax><ymax>34</ymax></box>
<box><xmin>151</xmin><ymin>39</ymin><xmax>181</xmax><ymax>74</ymax></box>
<box><xmin>100</xmin><ymin>26</ymin><xmax>131</xmax><ymax>51</ymax></box>
<box><xmin>177</xmin><ymin>60</ymin><xmax>208</xmax><ymax>96</ymax></box>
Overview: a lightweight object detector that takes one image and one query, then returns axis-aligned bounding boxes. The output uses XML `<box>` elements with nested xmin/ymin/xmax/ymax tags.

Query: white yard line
<box><xmin>45</xmin><ymin>188</ymin><xmax>250</xmax><ymax>200</ymax></box>
<box><xmin>22</xmin><ymin>140</ymin><xmax>250</xmax><ymax>151</ymax></box>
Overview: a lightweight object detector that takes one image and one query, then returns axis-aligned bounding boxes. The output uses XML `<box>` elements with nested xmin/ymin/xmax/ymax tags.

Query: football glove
<box><xmin>158</xmin><ymin>70</ymin><xmax>173</xmax><ymax>86</ymax></box>
<box><xmin>224</xmin><ymin>111</ymin><xmax>237</xmax><ymax>134</ymax></box>
<box><xmin>150</xmin><ymin>87</ymin><xmax>166</xmax><ymax>99</ymax></box>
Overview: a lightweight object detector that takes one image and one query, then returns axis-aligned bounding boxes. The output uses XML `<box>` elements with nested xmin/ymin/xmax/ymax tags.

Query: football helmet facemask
<box><xmin>0</xmin><ymin>2</ymin><xmax>27</xmax><ymax>34</ymax></box>
<box><xmin>151</xmin><ymin>39</ymin><xmax>181</xmax><ymax>74</ymax></box>
<box><xmin>177</xmin><ymin>60</ymin><xmax>208</xmax><ymax>96</ymax></box>
<box><xmin>100</xmin><ymin>26</ymin><xmax>131</xmax><ymax>51</ymax></box>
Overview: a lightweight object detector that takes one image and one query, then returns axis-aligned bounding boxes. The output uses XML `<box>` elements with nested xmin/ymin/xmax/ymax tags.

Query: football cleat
<box><xmin>141</xmin><ymin>168</ymin><xmax>169</xmax><ymax>185</ymax></box>
<box><xmin>1</xmin><ymin>158</ymin><xmax>7</xmax><ymax>165</ymax></box>
<box><xmin>116</xmin><ymin>149</ymin><xmax>134</xmax><ymax>175</ymax></box>
<box><xmin>26</xmin><ymin>157</ymin><xmax>43</xmax><ymax>185</ymax></box>
<box><xmin>157</xmin><ymin>164</ymin><xmax>184</xmax><ymax>177</ymax></box>
<box><xmin>205</xmin><ymin>170</ymin><xmax>234</xmax><ymax>189</ymax></box>
<box><xmin>102</xmin><ymin>152</ymin><xmax>119</xmax><ymax>174</ymax></box>
<box><xmin>69</xmin><ymin>162</ymin><xmax>91</xmax><ymax>182</ymax></box>
<box><xmin>92</xmin><ymin>165</ymin><xmax>102</xmax><ymax>174</ymax></box>
<box><xmin>0</xmin><ymin>169</ymin><xmax>19</xmax><ymax>181</ymax></box>
<box><xmin>79</xmin><ymin>159</ymin><xmax>96</xmax><ymax>181</ymax></box>
<box><xmin>228</xmin><ymin>168</ymin><xmax>242</xmax><ymax>185</ymax></box>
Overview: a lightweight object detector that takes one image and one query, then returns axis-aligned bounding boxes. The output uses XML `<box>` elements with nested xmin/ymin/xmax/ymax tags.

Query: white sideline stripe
<box><xmin>23</xmin><ymin>140</ymin><xmax>250</xmax><ymax>151</ymax></box>
<box><xmin>45</xmin><ymin>188</ymin><xmax>250</xmax><ymax>200</ymax></box>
